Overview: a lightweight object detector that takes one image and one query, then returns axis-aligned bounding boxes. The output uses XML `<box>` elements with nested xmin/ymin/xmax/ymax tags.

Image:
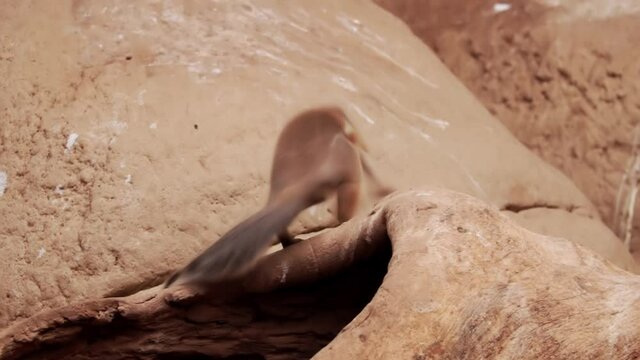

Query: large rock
<box><xmin>1</xmin><ymin>188</ymin><xmax>638</xmax><ymax>359</ymax></box>
<box><xmin>374</xmin><ymin>0</ymin><xmax>640</xmax><ymax>253</ymax></box>
<box><xmin>0</xmin><ymin>0</ymin><xmax>635</xmax><ymax>329</ymax></box>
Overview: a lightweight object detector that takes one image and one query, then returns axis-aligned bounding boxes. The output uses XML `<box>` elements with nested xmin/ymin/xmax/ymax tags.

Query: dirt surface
<box><xmin>374</xmin><ymin>0</ymin><xmax>640</xmax><ymax>251</ymax></box>
<box><xmin>0</xmin><ymin>0</ymin><xmax>635</xmax><ymax>330</ymax></box>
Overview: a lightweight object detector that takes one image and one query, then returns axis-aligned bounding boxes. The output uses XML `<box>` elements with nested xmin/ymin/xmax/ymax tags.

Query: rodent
<box><xmin>164</xmin><ymin>106</ymin><xmax>391</xmax><ymax>289</ymax></box>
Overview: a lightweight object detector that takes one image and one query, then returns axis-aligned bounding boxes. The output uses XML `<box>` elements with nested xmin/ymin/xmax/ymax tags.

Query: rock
<box><xmin>1</xmin><ymin>188</ymin><xmax>638</xmax><ymax>359</ymax></box>
<box><xmin>0</xmin><ymin>0</ymin><xmax>634</xmax><ymax>329</ymax></box>
<box><xmin>507</xmin><ymin>208</ymin><xmax>639</xmax><ymax>272</ymax></box>
<box><xmin>374</xmin><ymin>0</ymin><xmax>640</xmax><ymax>252</ymax></box>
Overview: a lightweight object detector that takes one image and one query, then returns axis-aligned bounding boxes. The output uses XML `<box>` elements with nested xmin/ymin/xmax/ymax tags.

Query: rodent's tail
<box><xmin>164</xmin><ymin>194</ymin><xmax>309</xmax><ymax>289</ymax></box>
<box><xmin>163</xmin><ymin>271</ymin><xmax>181</xmax><ymax>288</ymax></box>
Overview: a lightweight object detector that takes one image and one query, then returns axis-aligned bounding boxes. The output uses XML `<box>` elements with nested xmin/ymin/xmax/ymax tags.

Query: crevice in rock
<box><xmin>501</xmin><ymin>202</ymin><xmax>578</xmax><ymax>214</ymax></box>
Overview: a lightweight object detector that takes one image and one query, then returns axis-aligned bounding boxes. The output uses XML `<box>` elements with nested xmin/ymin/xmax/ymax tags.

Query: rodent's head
<box><xmin>317</xmin><ymin>106</ymin><xmax>370</xmax><ymax>153</ymax></box>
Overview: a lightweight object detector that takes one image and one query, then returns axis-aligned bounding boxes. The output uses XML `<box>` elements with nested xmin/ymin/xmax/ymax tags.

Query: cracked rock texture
<box><xmin>374</xmin><ymin>0</ymin><xmax>640</xmax><ymax>252</ymax></box>
<box><xmin>0</xmin><ymin>0</ymin><xmax>636</xmax><ymax>329</ymax></box>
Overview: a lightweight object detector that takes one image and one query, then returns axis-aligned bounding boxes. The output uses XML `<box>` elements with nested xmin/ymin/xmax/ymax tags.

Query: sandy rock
<box><xmin>1</xmin><ymin>188</ymin><xmax>638</xmax><ymax>359</ymax></box>
<box><xmin>374</xmin><ymin>0</ymin><xmax>640</xmax><ymax>251</ymax></box>
<box><xmin>507</xmin><ymin>208</ymin><xmax>639</xmax><ymax>272</ymax></box>
<box><xmin>0</xmin><ymin>0</ymin><xmax>635</xmax><ymax>329</ymax></box>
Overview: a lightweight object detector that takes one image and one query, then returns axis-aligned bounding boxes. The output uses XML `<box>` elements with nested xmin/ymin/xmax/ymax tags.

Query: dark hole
<box><xmin>194</xmin><ymin>124</ymin><xmax>199</xmax><ymax>130</ymax></box>
<box><xmin>155</xmin><ymin>352</ymin><xmax>216</xmax><ymax>359</ymax></box>
<box><xmin>156</xmin><ymin>352</ymin><xmax>265</xmax><ymax>360</ymax></box>
<box><xmin>125</xmin><ymin>56</ymin><xmax>132</xmax><ymax>60</ymax></box>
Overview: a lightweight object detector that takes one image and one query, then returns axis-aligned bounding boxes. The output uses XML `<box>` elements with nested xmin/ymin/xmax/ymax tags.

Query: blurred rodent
<box><xmin>164</xmin><ymin>106</ymin><xmax>392</xmax><ymax>289</ymax></box>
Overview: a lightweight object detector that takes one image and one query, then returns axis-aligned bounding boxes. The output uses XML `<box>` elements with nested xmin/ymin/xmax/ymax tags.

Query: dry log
<box><xmin>1</xmin><ymin>188</ymin><xmax>639</xmax><ymax>359</ymax></box>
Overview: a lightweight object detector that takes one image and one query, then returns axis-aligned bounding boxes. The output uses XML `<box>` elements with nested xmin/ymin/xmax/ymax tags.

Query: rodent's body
<box><xmin>269</xmin><ymin>108</ymin><xmax>367</xmax><ymax>241</ymax></box>
<box><xmin>164</xmin><ymin>107</ymin><xmax>390</xmax><ymax>289</ymax></box>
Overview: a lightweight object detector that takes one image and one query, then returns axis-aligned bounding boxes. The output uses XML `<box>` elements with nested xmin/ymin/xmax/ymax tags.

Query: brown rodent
<box><xmin>164</xmin><ymin>106</ymin><xmax>391</xmax><ymax>289</ymax></box>
<box><xmin>268</xmin><ymin>106</ymin><xmax>391</xmax><ymax>246</ymax></box>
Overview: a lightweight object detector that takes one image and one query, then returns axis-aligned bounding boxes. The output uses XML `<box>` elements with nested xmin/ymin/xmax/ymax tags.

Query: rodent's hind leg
<box><xmin>359</xmin><ymin>151</ymin><xmax>394</xmax><ymax>198</ymax></box>
<box><xmin>337</xmin><ymin>181</ymin><xmax>360</xmax><ymax>222</ymax></box>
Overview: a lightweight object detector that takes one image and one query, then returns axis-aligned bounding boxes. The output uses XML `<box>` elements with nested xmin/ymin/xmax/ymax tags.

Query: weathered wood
<box><xmin>2</xmin><ymin>188</ymin><xmax>639</xmax><ymax>359</ymax></box>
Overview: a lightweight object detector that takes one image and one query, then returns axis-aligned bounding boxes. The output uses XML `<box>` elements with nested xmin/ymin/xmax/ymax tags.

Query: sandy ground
<box><xmin>375</xmin><ymin>0</ymin><xmax>640</xmax><ymax>252</ymax></box>
<box><xmin>0</xmin><ymin>0</ymin><xmax>635</xmax><ymax>329</ymax></box>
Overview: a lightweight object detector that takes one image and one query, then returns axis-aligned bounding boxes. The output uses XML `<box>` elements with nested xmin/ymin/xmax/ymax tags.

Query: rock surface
<box><xmin>0</xmin><ymin>0</ymin><xmax>636</xmax><ymax>329</ymax></box>
<box><xmin>374</xmin><ymin>0</ymin><xmax>640</xmax><ymax>251</ymax></box>
<box><xmin>1</xmin><ymin>188</ymin><xmax>638</xmax><ymax>359</ymax></box>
